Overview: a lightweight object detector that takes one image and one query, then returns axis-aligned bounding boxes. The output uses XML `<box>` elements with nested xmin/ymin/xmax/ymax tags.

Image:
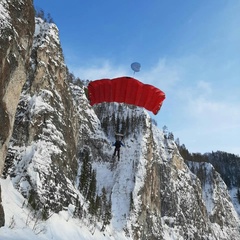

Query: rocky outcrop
<box><xmin>0</xmin><ymin>0</ymin><xmax>35</xmax><ymax>228</ymax></box>
<box><xmin>3</xmin><ymin>17</ymin><xmax>80</xmax><ymax>215</ymax></box>
<box><xmin>136</xmin><ymin>148</ymin><xmax>212</xmax><ymax>239</ymax></box>
<box><xmin>93</xmin><ymin>104</ymin><xmax>240</xmax><ymax>239</ymax></box>
<box><xmin>187</xmin><ymin>161</ymin><xmax>240</xmax><ymax>239</ymax></box>
<box><xmin>131</xmin><ymin>128</ymin><xmax>240</xmax><ymax>239</ymax></box>
<box><xmin>0</xmin><ymin>0</ymin><xmax>35</xmax><ymax>173</ymax></box>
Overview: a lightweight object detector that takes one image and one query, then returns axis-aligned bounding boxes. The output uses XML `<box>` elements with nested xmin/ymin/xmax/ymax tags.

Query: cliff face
<box><xmin>186</xmin><ymin>161</ymin><xmax>240</xmax><ymax>239</ymax></box>
<box><xmin>93</xmin><ymin>104</ymin><xmax>240</xmax><ymax>239</ymax></box>
<box><xmin>0</xmin><ymin>2</ymin><xmax>240</xmax><ymax>239</ymax></box>
<box><xmin>0</xmin><ymin>0</ymin><xmax>34</xmax><ymax>173</ymax></box>
<box><xmin>0</xmin><ymin>0</ymin><xmax>35</xmax><ymax>227</ymax></box>
<box><xmin>4</xmin><ymin>17</ymin><xmax>80</xmax><ymax>214</ymax></box>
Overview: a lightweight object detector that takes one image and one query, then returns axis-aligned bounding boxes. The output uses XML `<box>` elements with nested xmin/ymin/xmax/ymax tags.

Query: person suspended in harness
<box><xmin>112</xmin><ymin>139</ymin><xmax>124</xmax><ymax>161</ymax></box>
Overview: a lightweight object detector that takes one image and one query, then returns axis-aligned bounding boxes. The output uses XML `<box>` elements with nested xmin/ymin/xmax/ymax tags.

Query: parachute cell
<box><xmin>88</xmin><ymin>77</ymin><xmax>165</xmax><ymax>115</ymax></box>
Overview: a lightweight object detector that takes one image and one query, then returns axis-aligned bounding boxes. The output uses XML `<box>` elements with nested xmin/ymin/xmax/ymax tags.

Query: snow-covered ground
<box><xmin>0</xmin><ymin>106</ymin><xmax>148</xmax><ymax>239</ymax></box>
<box><xmin>0</xmin><ymin>124</ymin><xmax>148</xmax><ymax>240</ymax></box>
<box><xmin>0</xmin><ymin>177</ymin><xmax>130</xmax><ymax>240</ymax></box>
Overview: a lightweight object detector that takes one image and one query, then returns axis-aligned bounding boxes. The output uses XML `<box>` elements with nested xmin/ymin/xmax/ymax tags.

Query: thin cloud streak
<box><xmin>72</xmin><ymin>60</ymin><xmax>128</xmax><ymax>81</ymax></box>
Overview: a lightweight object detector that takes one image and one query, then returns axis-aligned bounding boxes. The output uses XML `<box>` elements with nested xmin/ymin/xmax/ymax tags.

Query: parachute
<box><xmin>87</xmin><ymin>76</ymin><xmax>165</xmax><ymax>115</ymax></box>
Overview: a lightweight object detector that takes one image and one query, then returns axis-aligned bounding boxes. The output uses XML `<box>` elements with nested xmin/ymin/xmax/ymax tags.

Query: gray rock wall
<box><xmin>0</xmin><ymin>0</ymin><xmax>35</xmax><ymax>173</ymax></box>
<box><xmin>0</xmin><ymin>0</ymin><xmax>35</xmax><ymax>228</ymax></box>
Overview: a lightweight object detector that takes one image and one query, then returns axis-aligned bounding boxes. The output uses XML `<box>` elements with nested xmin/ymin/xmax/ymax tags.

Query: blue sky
<box><xmin>34</xmin><ymin>0</ymin><xmax>240</xmax><ymax>155</ymax></box>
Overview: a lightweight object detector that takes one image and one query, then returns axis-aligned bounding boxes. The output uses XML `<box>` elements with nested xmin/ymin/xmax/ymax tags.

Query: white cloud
<box><xmin>172</xmin><ymin>87</ymin><xmax>240</xmax><ymax>154</ymax></box>
<box><xmin>71</xmin><ymin>59</ymin><xmax>128</xmax><ymax>80</ymax></box>
<box><xmin>188</xmin><ymin>97</ymin><xmax>240</xmax><ymax>130</ymax></box>
<box><xmin>139</xmin><ymin>58</ymin><xmax>183</xmax><ymax>91</ymax></box>
<box><xmin>196</xmin><ymin>81</ymin><xmax>212</xmax><ymax>95</ymax></box>
<box><xmin>142</xmin><ymin>56</ymin><xmax>240</xmax><ymax>155</ymax></box>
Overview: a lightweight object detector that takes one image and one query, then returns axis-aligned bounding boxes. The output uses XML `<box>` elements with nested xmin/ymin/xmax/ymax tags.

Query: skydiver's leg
<box><xmin>117</xmin><ymin>149</ymin><xmax>120</xmax><ymax>161</ymax></box>
<box><xmin>113</xmin><ymin>148</ymin><xmax>117</xmax><ymax>158</ymax></box>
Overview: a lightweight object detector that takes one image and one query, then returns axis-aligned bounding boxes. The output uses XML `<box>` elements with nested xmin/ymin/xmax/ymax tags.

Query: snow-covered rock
<box><xmin>0</xmin><ymin>0</ymin><xmax>35</xmax><ymax>227</ymax></box>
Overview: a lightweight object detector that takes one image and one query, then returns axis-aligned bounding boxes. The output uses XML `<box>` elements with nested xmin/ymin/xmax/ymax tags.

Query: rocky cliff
<box><xmin>0</xmin><ymin>2</ymin><xmax>240</xmax><ymax>239</ymax></box>
<box><xmin>4</xmin><ymin>17</ymin><xmax>80</xmax><ymax>215</ymax></box>
<box><xmin>0</xmin><ymin>0</ymin><xmax>34</xmax><ymax>173</ymax></box>
<box><xmin>0</xmin><ymin>0</ymin><xmax>35</xmax><ymax>228</ymax></box>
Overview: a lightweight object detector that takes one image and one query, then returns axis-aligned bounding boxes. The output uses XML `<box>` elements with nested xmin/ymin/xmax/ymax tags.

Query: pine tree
<box><xmin>168</xmin><ymin>132</ymin><xmax>174</xmax><ymax>140</ymax></box>
<box><xmin>175</xmin><ymin>138</ymin><xmax>180</xmax><ymax>147</ymax></box>
<box><xmin>104</xmin><ymin>199</ymin><xmax>112</xmax><ymax>226</ymax></box>
<box><xmin>162</xmin><ymin>125</ymin><xmax>168</xmax><ymax>139</ymax></box>
<box><xmin>100</xmin><ymin>187</ymin><xmax>112</xmax><ymax>231</ymax></box>
<box><xmin>116</xmin><ymin>116</ymin><xmax>120</xmax><ymax>133</ymax></box>
<box><xmin>41</xmin><ymin>205</ymin><xmax>50</xmax><ymax>220</ymax></box>
<box><xmin>111</xmin><ymin>114</ymin><xmax>115</xmax><ymax>130</ymax></box>
<box><xmin>87</xmin><ymin>170</ymin><xmax>97</xmax><ymax>215</ymax></box>
<box><xmin>95</xmin><ymin>195</ymin><xmax>102</xmax><ymax>220</ymax></box>
<box><xmin>237</xmin><ymin>189</ymin><xmax>240</xmax><ymax>204</ymax></box>
<box><xmin>35</xmin><ymin>9</ymin><xmax>45</xmax><ymax>19</ymax></box>
<box><xmin>151</xmin><ymin>118</ymin><xmax>157</xmax><ymax>126</ymax></box>
<box><xmin>101</xmin><ymin>187</ymin><xmax>107</xmax><ymax>212</ymax></box>
<box><xmin>129</xmin><ymin>191</ymin><xmax>134</xmax><ymax>211</ymax></box>
<box><xmin>79</xmin><ymin>151</ymin><xmax>92</xmax><ymax>197</ymax></box>
<box><xmin>74</xmin><ymin>199</ymin><xmax>83</xmax><ymax>218</ymax></box>
<box><xmin>47</xmin><ymin>13</ymin><xmax>54</xmax><ymax>23</ymax></box>
<box><xmin>87</xmin><ymin>170</ymin><xmax>96</xmax><ymax>201</ymax></box>
<box><xmin>125</xmin><ymin>115</ymin><xmax>130</xmax><ymax>136</ymax></box>
<box><xmin>178</xmin><ymin>144</ymin><xmax>192</xmax><ymax>161</ymax></box>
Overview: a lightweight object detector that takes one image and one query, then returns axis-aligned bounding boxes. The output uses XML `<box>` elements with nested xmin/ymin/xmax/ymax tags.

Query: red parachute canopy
<box><xmin>87</xmin><ymin>76</ymin><xmax>165</xmax><ymax>115</ymax></box>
